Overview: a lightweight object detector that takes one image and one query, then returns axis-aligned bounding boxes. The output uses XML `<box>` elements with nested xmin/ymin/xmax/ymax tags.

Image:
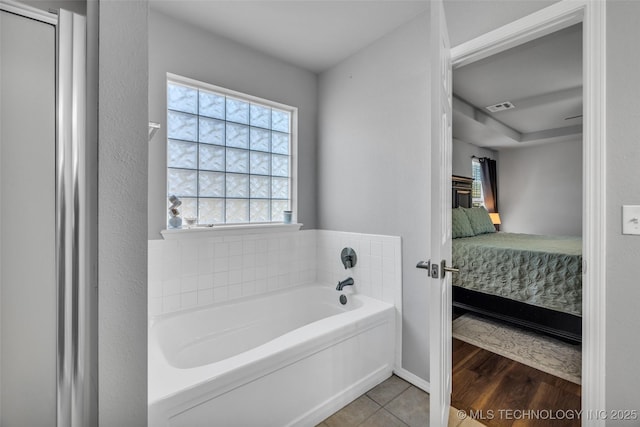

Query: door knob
<box><xmin>416</xmin><ymin>260</ymin><xmax>431</xmax><ymax>270</ymax></box>
<box><xmin>416</xmin><ymin>260</ymin><xmax>432</xmax><ymax>277</ymax></box>
<box><xmin>441</xmin><ymin>260</ymin><xmax>459</xmax><ymax>274</ymax></box>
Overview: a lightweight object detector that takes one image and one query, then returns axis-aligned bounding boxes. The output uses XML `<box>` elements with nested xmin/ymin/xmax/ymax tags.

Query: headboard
<box><xmin>452</xmin><ymin>175</ymin><xmax>473</xmax><ymax>208</ymax></box>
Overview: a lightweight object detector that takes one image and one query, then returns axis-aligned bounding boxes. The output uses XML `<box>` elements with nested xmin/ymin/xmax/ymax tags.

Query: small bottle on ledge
<box><xmin>168</xmin><ymin>207</ymin><xmax>182</xmax><ymax>229</ymax></box>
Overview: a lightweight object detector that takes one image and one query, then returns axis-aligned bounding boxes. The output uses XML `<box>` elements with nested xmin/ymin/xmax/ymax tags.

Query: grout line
<box><xmin>365</xmin><ymin>379</ymin><xmax>411</xmax><ymax>407</ymax></box>
<box><xmin>358</xmin><ymin>407</ymin><xmax>409</xmax><ymax>427</ymax></box>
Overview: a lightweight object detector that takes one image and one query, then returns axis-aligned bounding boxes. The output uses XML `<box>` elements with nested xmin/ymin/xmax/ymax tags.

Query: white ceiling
<box><xmin>149</xmin><ymin>0</ymin><xmax>429</xmax><ymax>73</ymax></box>
<box><xmin>452</xmin><ymin>23</ymin><xmax>583</xmax><ymax>150</ymax></box>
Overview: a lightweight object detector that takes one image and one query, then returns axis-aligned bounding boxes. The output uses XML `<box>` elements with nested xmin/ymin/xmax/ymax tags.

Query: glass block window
<box><xmin>167</xmin><ymin>77</ymin><xmax>294</xmax><ymax>225</ymax></box>
<box><xmin>471</xmin><ymin>158</ymin><xmax>484</xmax><ymax>207</ymax></box>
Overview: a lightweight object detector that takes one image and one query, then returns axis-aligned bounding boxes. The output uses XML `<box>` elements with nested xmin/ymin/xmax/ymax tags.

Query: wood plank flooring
<box><xmin>452</xmin><ymin>338</ymin><xmax>581</xmax><ymax>427</ymax></box>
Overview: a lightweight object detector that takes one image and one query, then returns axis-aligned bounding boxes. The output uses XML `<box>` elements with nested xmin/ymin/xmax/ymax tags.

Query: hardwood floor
<box><xmin>452</xmin><ymin>338</ymin><xmax>581</xmax><ymax>427</ymax></box>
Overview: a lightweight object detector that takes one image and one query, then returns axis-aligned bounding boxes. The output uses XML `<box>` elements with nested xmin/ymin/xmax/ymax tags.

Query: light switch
<box><xmin>622</xmin><ymin>205</ymin><xmax>640</xmax><ymax>235</ymax></box>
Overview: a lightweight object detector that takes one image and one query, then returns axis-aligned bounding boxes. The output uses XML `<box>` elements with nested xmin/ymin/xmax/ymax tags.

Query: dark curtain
<box><xmin>480</xmin><ymin>158</ymin><xmax>498</xmax><ymax>213</ymax></box>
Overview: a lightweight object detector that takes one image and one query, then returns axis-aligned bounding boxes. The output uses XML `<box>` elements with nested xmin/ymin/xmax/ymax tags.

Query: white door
<box><xmin>427</xmin><ymin>1</ymin><xmax>453</xmax><ymax>426</ymax></box>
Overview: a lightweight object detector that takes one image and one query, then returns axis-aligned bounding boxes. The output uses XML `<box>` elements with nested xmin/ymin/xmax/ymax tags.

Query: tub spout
<box><xmin>336</xmin><ymin>277</ymin><xmax>354</xmax><ymax>291</ymax></box>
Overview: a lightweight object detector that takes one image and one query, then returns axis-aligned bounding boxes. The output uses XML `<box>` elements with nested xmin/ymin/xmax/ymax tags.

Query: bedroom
<box><xmin>450</xmin><ymin>21</ymin><xmax>584</xmax><ymax>422</ymax></box>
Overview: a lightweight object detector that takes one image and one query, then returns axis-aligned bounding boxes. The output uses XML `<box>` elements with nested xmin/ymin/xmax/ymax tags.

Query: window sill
<box><xmin>160</xmin><ymin>223</ymin><xmax>303</xmax><ymax>240</ymax></box>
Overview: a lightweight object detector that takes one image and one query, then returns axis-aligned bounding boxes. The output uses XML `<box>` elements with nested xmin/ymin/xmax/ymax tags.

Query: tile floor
<box><xmin>317</xmin><ymin>375</ymin><xmax>428</xmax><ymax>427</ymax></box>
<box><xmin>317</xmin><ymin>375</ymin><xmax>486</xmax><ymax>427</ymax></box>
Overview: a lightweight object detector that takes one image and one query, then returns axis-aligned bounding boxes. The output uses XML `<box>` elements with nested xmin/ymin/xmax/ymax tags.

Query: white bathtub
<box><xmin>148</xmin><ymin>284</ymin><xmax>396</xmax><ymax>427</ymax></box>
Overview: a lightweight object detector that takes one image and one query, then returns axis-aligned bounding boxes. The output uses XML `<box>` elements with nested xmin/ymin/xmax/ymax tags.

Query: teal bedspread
<box><xmin>452</xmin><ymin>232</ymin><xmax>582</xmax><ymax>316</ymax></box>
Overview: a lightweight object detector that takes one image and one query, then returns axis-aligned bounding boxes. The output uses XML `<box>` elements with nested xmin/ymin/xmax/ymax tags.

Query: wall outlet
<box><xmin>622</xmin><ymin>205</ymin><xmax>640</xmax><ymax>235</ymax></box>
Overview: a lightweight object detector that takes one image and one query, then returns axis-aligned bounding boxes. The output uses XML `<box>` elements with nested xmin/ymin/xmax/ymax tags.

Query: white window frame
<box><xmin>165</xmin><ymin>73</ymin><xmax>298</xmax><ymax>229</ymax></box>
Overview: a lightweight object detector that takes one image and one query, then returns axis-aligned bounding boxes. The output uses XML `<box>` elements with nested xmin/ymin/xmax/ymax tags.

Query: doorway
<box><xmin>437</xmin><ymin>1</ymin><xmax>606</xmax><ymax>425</ymax></box>
<box><xmin>451</xmin><ymin>22</ymin><xmax>584</xmax><ymax>425</ymax></box>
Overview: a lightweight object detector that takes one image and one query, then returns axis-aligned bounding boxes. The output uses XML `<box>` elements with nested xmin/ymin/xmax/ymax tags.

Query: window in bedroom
<box><xmin>166</xmin><ymin>74</ymin><xmax>296</xmax><ymax>226</ymax></box>
<box><xmin>471</xmin><ymin>158</ymin><xmax>484</xmax><ymax>207</ymax></box>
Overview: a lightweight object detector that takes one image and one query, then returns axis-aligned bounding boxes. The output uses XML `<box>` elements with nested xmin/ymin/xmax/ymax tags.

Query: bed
<box><xmin>451</xmin><ymin>175</ymin><xmax>582</xmax><ymax>342</ymax></box>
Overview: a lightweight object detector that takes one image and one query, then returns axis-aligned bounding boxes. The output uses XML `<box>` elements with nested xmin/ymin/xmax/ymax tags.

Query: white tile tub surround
<box><xmin>315</xmin><ymin>230</ymin><xmax>403</xmax><ymax>369</ymax></box>
<box><xmin>315</xmin><ymin>230</ymin><xmax>401</xmax><ymax>307</ymax></box>
<box><xmin>149</xmin><ymin>229</ymin><xmax>401</xmax><ymax>331</ymax></box>
<box><xmin>148</xmin><ymin>230</ymin><xmax>317</xmax><ymax>316</ymax></box>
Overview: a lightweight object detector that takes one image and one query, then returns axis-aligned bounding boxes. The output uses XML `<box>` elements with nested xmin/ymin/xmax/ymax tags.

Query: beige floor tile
<box><xmin>324</xmin><ymin>395</ymin><xmax>381</xmax><ymax>427</ymax></box>
<box><xmin>385</xmin><ymin>386</ymin><xmax>430</xmax><ymax>427</ymax></box>
<box><xmin>366</xmin><ymin>375</ymin><xmax>411</xmax><ymax>406</ymax></box>
<box><xmin>315</xmin><ymin>423</ymin><xmax>330</xmax><ymax>427</ymax></box>
<box><xmin>360</xmin><ymin>408</ymin><xmax>408</xmax><ymax>427</ymax></box>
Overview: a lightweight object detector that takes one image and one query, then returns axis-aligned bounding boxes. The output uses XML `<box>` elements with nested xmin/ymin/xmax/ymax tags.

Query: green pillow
<box><xmin>452</xmin><ymin>208</ymin><xmax>475</xmax><ymax>238</ymax></box>
<box><xmin>463</xmin><ymin>207</ymin><xmax>496</xmax><ymax>235</ymax></box>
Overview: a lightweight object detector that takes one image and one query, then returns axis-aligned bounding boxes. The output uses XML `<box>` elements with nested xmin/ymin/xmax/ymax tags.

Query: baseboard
<box><xmin>393</xmin><ymin>367</ymin><xmax>430</xmax><ymax>393</ymax></box>
<box><xmin>286</xmin><ymin>365</ymin><xmax>430</xmax><ymax>426</ymax></box>
<box><xmin>288</xmin><ymin>365</ymin><xmax>393</xmax><ymax>427</ymax></box>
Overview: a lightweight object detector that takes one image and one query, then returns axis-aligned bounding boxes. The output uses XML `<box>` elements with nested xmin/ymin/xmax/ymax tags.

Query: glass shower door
<box><xmin>0</xmin><ymin>8</ymin><xmax>58</xmax><ymax>425</ymax></box>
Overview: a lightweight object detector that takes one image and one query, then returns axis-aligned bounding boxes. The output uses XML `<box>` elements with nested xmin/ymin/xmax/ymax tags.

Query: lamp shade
<box><xmin>489</xmin><ymin>212</ymin><xmax>502</xmax><ymax>225</ymax></box>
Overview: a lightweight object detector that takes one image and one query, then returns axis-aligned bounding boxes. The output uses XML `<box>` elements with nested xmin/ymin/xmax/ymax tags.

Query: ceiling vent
<box><xmin>485</xmin><ymin>101</ymin><xmax>515</xmax><ymax>113</ymax></box>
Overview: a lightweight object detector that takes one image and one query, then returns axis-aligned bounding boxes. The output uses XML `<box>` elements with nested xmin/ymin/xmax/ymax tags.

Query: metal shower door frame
<box><xmin>0</xmin><ymin>1</ymin><xmax>91</xmax><ymax>426</ymax></box>
<box><xmin>56</xmin><ymin>7</ymin><xmax>90</xmax><ymax>427</ymax></box>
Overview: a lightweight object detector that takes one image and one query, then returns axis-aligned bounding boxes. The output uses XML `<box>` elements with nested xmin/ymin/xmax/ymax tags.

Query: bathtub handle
<box><xmin>341</xmin><ymin>247</ymin><xmax>357</xmax><ymax>269</ymax></box>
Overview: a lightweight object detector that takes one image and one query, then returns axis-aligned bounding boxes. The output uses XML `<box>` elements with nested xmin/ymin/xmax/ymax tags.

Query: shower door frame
<box><xmin>0</xmin><ymin>1</ymin><xmax>92</xmax><ymax>426</ymax></box>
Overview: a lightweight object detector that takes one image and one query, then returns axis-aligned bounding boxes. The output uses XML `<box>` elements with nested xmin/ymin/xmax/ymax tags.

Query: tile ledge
<box><xmin>160</xmin><ymin>223</ymin><xmax>303</xmax><ymax>240</ymax></box>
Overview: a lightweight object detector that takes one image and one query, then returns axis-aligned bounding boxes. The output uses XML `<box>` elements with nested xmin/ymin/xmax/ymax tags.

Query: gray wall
<box><xmin>148</xmin><ymin>10</ymin><xmax>318</xmax><ymax>239</ymax></box>
<box><xmin>498</xmin><ymin>139</ymin><xmax>582</xmax><ymax>236</ymax></box>
<box><xmin>99</xmin><ymin>0</ymin><xmax>148</xmax><ymax>425</ymax></box>
<box><xmin>318</xmin><ymin>12</ymin><xmax>431</xmax><ymax>380</ymax></box>
<box><xmin>86</xmin><ymin>0</ymin><xmax>99</xmax><ymax>422</ymax></box>
<box><xmin>452</xmin><ymin>138</ymin><xmax>497</xmax><ymax>178</ymax></box>
<box><xmin>606</xmin><ymin>0</ymin><xmax>640</xmax><ymax>417</ymax></box>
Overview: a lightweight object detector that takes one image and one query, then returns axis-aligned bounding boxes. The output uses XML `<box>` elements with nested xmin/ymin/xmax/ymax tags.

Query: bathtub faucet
<box><xmin>336</xmin><ymin>277</ymin><xmax>354</xmax><ymax>291</ymax></box>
